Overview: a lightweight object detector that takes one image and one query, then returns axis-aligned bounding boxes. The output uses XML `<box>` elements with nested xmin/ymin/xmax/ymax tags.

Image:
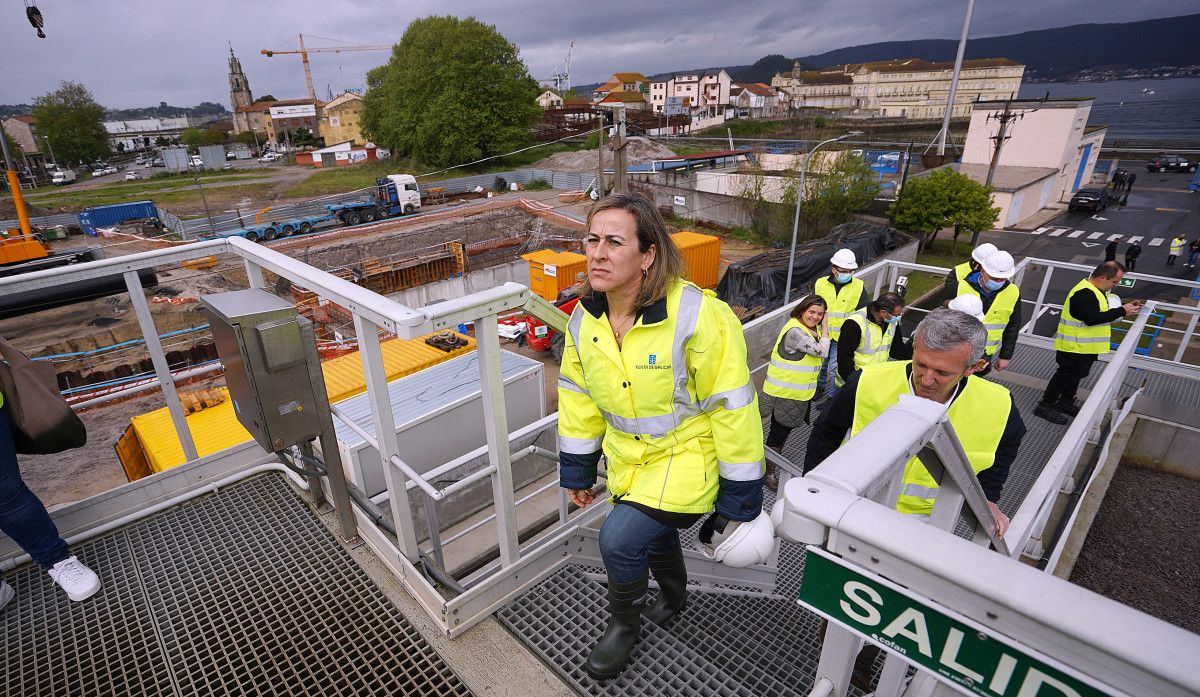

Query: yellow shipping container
<box><xmin>672</xmin><ymin>231</ymin><xmax>721</xmax><ymax>289</ymax></box>
<box><xmin>523</xmin><ymin>249</ymin><xmax>587</xmax><ymax>300</ymax></box>
<box><xmin>124</xmin><ymin>331</ymin><xmax>475</xmax><ymax>477</ymax></box>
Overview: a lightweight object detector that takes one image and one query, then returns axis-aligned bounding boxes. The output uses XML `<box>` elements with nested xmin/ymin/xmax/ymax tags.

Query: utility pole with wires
<box><xmin>984</xmin><ymin>98</ymin><xmax>1021</xmax><ymax>190</ymax></box>
<box><xmin>595</xmin><ymin>115</ymin><xmax>606</xmax><ymax>197</ymax></box>
<box><xmin>613</xmin><ymin>109</ymin><xmax>628</xmax><ymax>194</ymax></box>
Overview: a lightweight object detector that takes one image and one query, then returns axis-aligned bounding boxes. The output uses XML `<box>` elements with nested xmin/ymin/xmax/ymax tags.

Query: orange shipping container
<box><xmin>671</xmin><ymin>231</ymin><xmax>721</xmax><ymax>289</ymax></box>
<box><xmin>522</xmin><ymin>249</ymin><xmax>587</xmax><ymax>300</ymax></box>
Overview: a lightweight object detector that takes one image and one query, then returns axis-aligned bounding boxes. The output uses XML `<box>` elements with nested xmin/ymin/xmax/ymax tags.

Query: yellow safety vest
<box><xmin>957</xmin><ymin>281</ymin><xmax>1019</xmax><ymax>356</ymax></box>
<box><xmin>557</xmin><ymin>280</ymin><xmax>764</xmax><ymax>514</ymax></box>
<box><xmin>763</xmin><ymin>318</ymin><xmax>823</xmax><ymax>402</ymax></box>
<box><xmin>814</xmin><ymin>276</ymin><xmax>864</xmax><ymax>341</ymax></box>
<box><xmin>1054</xmin><ymin>278</ymin><xmax>1111</xmax><ymax>355</ymax></box>
<box><xmin>851</xmin><ymin>362</ymin><xmax>1010</xmax><ymax>516</ymax></box>
<box><xmin>1170</xmin><ymin>238</ymin><xmax>1186</xmax><ymax>255</ymax></box>
<box><xmin>835</xmin><ymin>309</ymin><xmax>896</xmax><ymax>386</ymax></box>
<box><xmin>952</xmin><ymin>262</ymin><xmax>973</xmax><ymax>283</ymax></box>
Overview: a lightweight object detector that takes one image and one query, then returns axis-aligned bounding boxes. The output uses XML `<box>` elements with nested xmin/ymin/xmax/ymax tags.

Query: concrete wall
<box><xmin>1124</xmin><ymin>415</ymin><xmax>1200</xmax><ymax>481</ymax></box>
<box><xmin>629</xmin><ymin>172</ymin><xmax>795</xmax><ymax>238</ymax></box>
<box><xmin>963</xmin><ymin>105</ymin><xmax>1087</xmax><ymax>170</ymax></box>
<box><xmin>387</xmin><ymin>260</ymin><xmax>527</xmax><ymax>310</ymax></box>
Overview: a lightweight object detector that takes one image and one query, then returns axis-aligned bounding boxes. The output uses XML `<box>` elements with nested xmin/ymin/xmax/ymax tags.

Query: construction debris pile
<box><xmin>530</xmin><ymin>136</ymin><xmax>677</xmax><ymax>172</ymax></box>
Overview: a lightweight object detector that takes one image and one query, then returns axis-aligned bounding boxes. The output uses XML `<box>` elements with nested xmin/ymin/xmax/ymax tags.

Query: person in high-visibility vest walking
<box><xmin>759</xmin><ymin>294</ymin><xmax>829</xmax><ymax>490</ymax></box>
<box><xmin>833</xmin><ymin>291</ymin><xmax>911</xmax><ymax>388</ymax></box>
<box><xmin>951</xmin><ymin>250</ymin><xmax>1021</xmax><ymax>377</ymax></box>
<box><xmin>813</xmin><ymin>248</ymin><xmax>868</xmax><ymax>401</ymax></box>
<box><xmin>1168</xmin><ymin>234</ymin><xmax>1186</xmax><ymax>266</ymax></box>
<box><xmin>941</xmin><ymin>242</ymin><xmax>997</xmax><ymax>302</ymax></box>
<box><xmin>1035</xmin><ymin>261</ymin><xmax>1143</xmax><ymax>424</ymax></box>
<box><xmin>557</xmin><ymin>193</ymin><xmax>771</xmax><ymax>679</ymax></box>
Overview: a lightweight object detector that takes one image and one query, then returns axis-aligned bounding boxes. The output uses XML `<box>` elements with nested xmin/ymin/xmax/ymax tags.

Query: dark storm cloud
<box><xmin>1</xmin><ymin>0</ymin><xmax>1195</xmax><ymax>108</ymax></box>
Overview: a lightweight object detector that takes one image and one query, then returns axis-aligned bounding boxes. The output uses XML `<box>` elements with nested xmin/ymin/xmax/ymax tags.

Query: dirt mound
<box><xmin>530</xmin><ymin>137</ymin><xmax>678</xmax><ymax>173</ymax></box>
<box><xmin>0</xmin><ymin>196</ymin><xmax>51</xmax><ymax>219</ymax></box>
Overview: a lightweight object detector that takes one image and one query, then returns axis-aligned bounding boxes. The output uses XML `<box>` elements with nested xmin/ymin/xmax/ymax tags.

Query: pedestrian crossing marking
<box><xmin>1127</xmin><ymin>236</ymin><xmax>1143</xmax><ymax>244</ymax></box>
<box><xmin>1087</xmin><ymin>232</ymin><xmax>1104</xmax><ymax>240</ymax></box>
<box><xmin>1148</xmin><ymin>238</ymin><xmax>1164</xmax><ymax>246</ymax></box>
<box><xmin>1048</xmin><ymin>228</ymin><xmax>1066</xmax><ymax>237</ymax></box>
<box><xmin>1067</xmin><ymin>230</ymin><xmax>1085</xmax><ymax>238</ymax></box>
<box><xmin>1032</xmin><ymin>227</ymin><xmax>1049</xmax><ymax>235</ymax></box>
<box><xmin>1107</xmin><ymin>234</ymin><xmax>1123</xmax><ymax>241</ymax></box>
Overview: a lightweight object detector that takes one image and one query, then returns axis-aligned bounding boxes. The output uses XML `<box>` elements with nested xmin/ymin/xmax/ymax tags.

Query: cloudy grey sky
<box><xmin>1</xmin><ymin>1</ymin><xmax>1195</xmax><ymax>109</ymax></box>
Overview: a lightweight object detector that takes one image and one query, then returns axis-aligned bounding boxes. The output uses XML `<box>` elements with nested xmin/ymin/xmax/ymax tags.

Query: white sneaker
<box><xmin>0</xmin><ymin>581</ymin><xmax>14</xmax><ymax>611</ymax></box>
<box><xmin>47</xmin><ymin>556</ymin><xmax>101</xmax><ymax>602</ymax></box>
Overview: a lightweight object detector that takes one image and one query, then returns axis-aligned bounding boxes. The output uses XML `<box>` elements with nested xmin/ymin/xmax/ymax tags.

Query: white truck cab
<box><xmin>384</xmin><ymin>174</ymin><xmax>422</xmax><ymax>212</ymax></box>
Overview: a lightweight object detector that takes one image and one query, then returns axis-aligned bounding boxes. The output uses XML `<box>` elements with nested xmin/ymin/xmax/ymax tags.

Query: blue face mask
<box><xmin>983</xmin><ymin>277</ymin><xmax>1006</xmax><ymax>292</ymax></box>
<box><xmin>834</xmin><ymin>272</ymin><xmax>853</xmax><ymax>284</ymax></box>
<box><xmin>885</xmin><ymin>314</ymin><xmax>902</xmax><ymax>325</ymax></box>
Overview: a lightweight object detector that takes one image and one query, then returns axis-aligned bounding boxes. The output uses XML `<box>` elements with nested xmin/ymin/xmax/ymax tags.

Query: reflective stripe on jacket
<box><xmin>850</xmin><ymin>361</ymin><xmax>1010</xmax><ymax>516</ymax></box>
<box><xmin>835</xmin><ymin>309</ymin><xmax>895</xmax><ymax>386</ymax></box>
<box><xmin>1170</xmin><ymin>238</ymin><xmax>1186</xmax><ymax>255</ymax></box>
<box><xmin>763</xmin><ymin>318</ymin><xmax>822</xmax><ymax>402</ymax></box>
<box><xmin>814</xmin><ymin>276</ymin><xmax>864</xmax><ymax>340</ymax></box>
<box><xmin>957</xmin><ymin>281</ymin><xmax>1019</xmax><ymax>356</ymax></box>
<box><xmin>557</xmin><ymin>280</ymin><xmax>765</xmax><ymax>520</ymax></box>
<box><xmin>1054</xmin><ymin>278</ymin><xmax>1110</xmax><ymax>355</ymax></box>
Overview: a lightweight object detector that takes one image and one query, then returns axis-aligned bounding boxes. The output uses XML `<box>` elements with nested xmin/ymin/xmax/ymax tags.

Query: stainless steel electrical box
<box><xmin>201</xmin><ymin>289</ymin><xmax>323</xmax><ymax>452</ymax></box>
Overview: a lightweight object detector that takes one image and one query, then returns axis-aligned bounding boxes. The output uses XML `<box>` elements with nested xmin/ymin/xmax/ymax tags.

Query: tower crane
<box><xmin>262</xmin><ymin>34</ymin><xmax>390</xmax><ymax>101</ymax></box>
<box><xmin>541</xmin><ymin>41</ymin><xmax>574</xmax><ymax>92</ymax></box>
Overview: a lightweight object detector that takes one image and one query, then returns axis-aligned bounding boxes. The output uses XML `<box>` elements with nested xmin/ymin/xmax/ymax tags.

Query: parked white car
<box><xmin>125</xmin><ymin>170</ymin><xmax>140</xmax><ymax>181</ymax></box>
<box><xmin>258</xmin><ymin>152</ymin><xmax>283</xmax><ymax>162</ymax></box>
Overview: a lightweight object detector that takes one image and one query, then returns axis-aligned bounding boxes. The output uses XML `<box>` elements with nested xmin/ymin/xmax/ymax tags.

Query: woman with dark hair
<box><xmin>558</xmin><ymin>193</ymin><xmax>767</xmax><ymax>679</ymax></box>
<box><xmin>759</xmin><ymin>295</ymin><xmax>829</xmax><ymax>488</ymax></box>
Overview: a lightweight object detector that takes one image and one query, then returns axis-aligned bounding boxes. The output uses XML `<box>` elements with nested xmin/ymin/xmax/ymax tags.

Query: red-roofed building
<box><xmin>597</xmin><ymin>91</ymin><xmax>648</xmax><ymax>111</ymax></box>
<box><xmin>730</xmin><ymin>83</ymin><xmax>781</xmax><ymax>119</ymax></box>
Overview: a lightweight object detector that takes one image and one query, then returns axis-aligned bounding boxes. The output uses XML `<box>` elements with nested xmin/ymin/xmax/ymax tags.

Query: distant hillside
<box><xmin>573</xmin><ymin>13</ymin><xmax>1200</xmax><ymax>94</ymax></box>
<box><xmin>798</xmin><ymin>13</ymin><xmax>1200</xmax><ymax>79</ymax></box>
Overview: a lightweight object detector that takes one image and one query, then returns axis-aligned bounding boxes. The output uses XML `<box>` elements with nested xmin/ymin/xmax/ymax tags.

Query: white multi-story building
<box><xmin>730</xmin><ymin>83</ymin><xmax>782</xmax><ymax>119</ymax></box>
<box><xmin>772</xmin><ymin>57</ymin><xmax>1024</xmax><ymax>118</ymax></box>
<box><xmin>104</xmin><ymin>117</ymin><xmax>194</xmax><ymax>151</ymax></box>
<box><xmin>647</xmin><ymin>69</ymin><xmax>732</xmax><ymax>119</ymax></box>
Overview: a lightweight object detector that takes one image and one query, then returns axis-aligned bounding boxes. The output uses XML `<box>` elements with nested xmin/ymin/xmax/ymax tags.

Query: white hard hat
<box><xmin>971</xmin><ymin>243</ymin><xmax>998</xmax><ymax>264</ymax></box>
<box><xmin>948</xmin><ymin>294</ymin><xmax>986</xmax><ymax>322</ymax></box>
<box><xmin>830</xmin><ymin>248</ymin><xmax>858</xmax><ymax>270</ymax></box>
<box><xmin>1107</xmin><ymin>293</ymin><xmax>1122</xmax><ymax>310</ymax></box>
<box><xmin>981</xmin><ymin>250</ymin><xmax>1015</xmax><ymax>279</ymax></box>
<box><xmin>699</xmin><ymin>511</ymin><xmax>776</xmax><ymax>568</ymax></box>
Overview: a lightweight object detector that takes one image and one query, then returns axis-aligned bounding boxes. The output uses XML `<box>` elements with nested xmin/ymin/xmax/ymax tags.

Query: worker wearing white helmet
<box><xmin>942</xmin><ymin>242</ymin><xmax>998</xmax><ymax>301</ymax></box>
<box><xmin>812</xmin><ymin>248</ymin><xmax>869</xmax><ymax>401</ymax></box>
<box><xmin>952</xmin><ymin>250</ymin><xmax>1022</xmax><ymax>377</ymax></box>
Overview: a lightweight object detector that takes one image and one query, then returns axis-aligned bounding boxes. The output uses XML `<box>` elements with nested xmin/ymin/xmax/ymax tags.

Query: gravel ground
<box><xmin>1069</xmin><ymin>463</ymin><xmax>1200</xmax><ymax>634</ymax></box>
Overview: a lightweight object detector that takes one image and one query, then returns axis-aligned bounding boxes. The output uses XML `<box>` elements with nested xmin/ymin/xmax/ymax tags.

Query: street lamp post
<box><xmin>783</xmin><ymin>131</ymin><xmax>863</xmax><ymax>305</ymax></box>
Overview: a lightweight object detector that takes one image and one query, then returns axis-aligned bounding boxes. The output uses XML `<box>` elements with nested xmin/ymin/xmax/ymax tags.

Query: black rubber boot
<box><xmin>763</xmin><ymin>459</ymin><xmax>780</xmax><ymax>491</ymax></box>
<box><xmin>1034</xmin><ymin>402</ymin><xmax>1068</xmax><ymax>424</ymax></box>
<box><xmin>643</xmin><ymin>546</ymin><xmax>688</xmax><ymax>627</ymax></box>
<box><xmin>1054</xmin><ymin>398</ymin><xmax>1083</xmax><ymax>416</ymax></box>
<box><xmin>584</xmin><ymin>574</ymin><xmax>647</xmax><ymax>680</ymax></box>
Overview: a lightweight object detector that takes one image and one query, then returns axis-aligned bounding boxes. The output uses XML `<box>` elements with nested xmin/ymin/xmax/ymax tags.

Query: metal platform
<box><xmin>496</xmin><ymin>343</ymin><xmax>1195</xmax><ymax>696</ymax></box>
<box><xmin>0</xmin><ymin>474</ymin><xmax>472</xmax><ymax>697</ymax></box>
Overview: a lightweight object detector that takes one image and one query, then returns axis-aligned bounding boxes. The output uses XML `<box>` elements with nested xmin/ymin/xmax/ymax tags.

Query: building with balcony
<box><xmin>1</xmin><ymin>115</ymin><xmax>39</xmax><ymax>154</ymax></box>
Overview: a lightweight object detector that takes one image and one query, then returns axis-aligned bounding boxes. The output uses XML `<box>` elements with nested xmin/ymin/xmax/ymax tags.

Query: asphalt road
<box><xmin>976</xmin><ymin>169</ymin><xmax>1200</xmax><ymax>338</ymax></box>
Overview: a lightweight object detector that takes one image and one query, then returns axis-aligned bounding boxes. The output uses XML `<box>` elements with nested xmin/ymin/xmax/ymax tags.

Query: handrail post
<box><xmin>1028</xmin><ymin>263</ymin><xmax>1055</xmax><ymax>335</ymax></box>
<box><xmin>476</xmin><ymin>314</ymin><xmax>521</xmax><ymax>566</ymax></box>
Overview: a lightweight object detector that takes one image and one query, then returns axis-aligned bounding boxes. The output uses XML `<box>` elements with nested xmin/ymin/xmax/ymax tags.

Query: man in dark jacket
<box><xmin>1124</xmin><ymin>241</ymin><xmax>1141</xmax><ymax>271</ymax></box>
<box><xmin>1125</xmin><ymin>172</ymin><xmax>1137</xmax><ymax>193</ymax></box>
<box><xmin>1104</xmin><ymin>240</ymin><xmax>1118</xmax><ymax>262</ymax></box>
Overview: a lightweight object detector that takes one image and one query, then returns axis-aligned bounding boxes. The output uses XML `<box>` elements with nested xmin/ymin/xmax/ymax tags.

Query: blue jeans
<box><xmin>599</xmin><ymin>503</ymin><xmax>681</xmax><ymax>583</ymax></box>
<box><xmin>0</xmin><ymin>405</ymin><xmax>70</xmax><ymax>573</ymax></box>
<box><xmin>818</xmin><ymin>339</ymin><xmax>841</xmax><ymax>401</ymax></box>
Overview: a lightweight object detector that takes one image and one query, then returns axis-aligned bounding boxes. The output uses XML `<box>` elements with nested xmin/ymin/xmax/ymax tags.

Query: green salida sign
<box><xmin>797</xmin><ymin>548</ymin><xmax>1111</xmax><ymax>697</ymax></box>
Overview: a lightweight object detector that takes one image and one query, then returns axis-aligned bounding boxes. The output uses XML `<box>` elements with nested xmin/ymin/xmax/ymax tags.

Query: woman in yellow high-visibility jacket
<box><xmin>558</xmin><ymin>193</ymin><xmax>764</xmax><ymax>680</ymax></box>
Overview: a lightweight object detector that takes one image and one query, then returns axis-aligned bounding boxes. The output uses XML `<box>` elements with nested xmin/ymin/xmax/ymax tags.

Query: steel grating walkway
<box><xmin>0</xmin><ymin>474</ymin><xmax>472</xmax><ymax>697</ymax></box>
<box><xmin>498</xmin><ymin>344</ymin><xmax>1200</xmax><ymax>696</ymax></box>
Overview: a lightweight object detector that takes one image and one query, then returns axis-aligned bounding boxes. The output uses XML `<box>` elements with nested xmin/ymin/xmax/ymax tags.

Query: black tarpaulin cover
<box><xmin>716</xmin><ymin>221</ymin><xmax>898</xmax><ymax>311</ymax></box>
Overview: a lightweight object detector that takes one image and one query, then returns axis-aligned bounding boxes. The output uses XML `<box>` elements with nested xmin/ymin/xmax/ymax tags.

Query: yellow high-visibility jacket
<box><xmin>1054</xmin><ymin>279</ymin><xmax>1111</xmax><ymax>355</ymax></box>
<box><xmin>851</xmin><ymin>361</ymin><xmax>1010</xmax><ymax>516</ymax></box>
<box><xmin>957</xmin><ymin>281</ymin><xmax>1019</xmax><ymax>357</ymax></box>
<box><xmin>763</xmin><ymin>319</ymin><xmax>822</xmax><ymax>402</ymax></box>
<box><xmin>557</xmin><ymin>279</ymin><xmax>765</xmax><ymax>520</ymax></box>
<box><xmin>814</xmin><ymin>276</ymin><xmax>864</xmax><ymax>341</ymax></box>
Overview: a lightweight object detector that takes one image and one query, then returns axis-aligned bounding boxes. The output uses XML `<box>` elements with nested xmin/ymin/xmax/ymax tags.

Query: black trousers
<box><xmin>1042</xmin><ymin>351</ymin><xmax>1098</xmax><ymax>405</ymax></box>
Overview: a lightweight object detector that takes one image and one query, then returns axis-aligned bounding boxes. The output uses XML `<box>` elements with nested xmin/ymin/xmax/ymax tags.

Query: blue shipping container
<box><xmin>78</xmin><ymin>200</ymin><xmax>159</xmax><ymax>236</ymax></box>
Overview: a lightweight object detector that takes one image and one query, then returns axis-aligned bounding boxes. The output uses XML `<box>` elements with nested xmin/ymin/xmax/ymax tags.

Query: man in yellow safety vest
<box><xmin>950</xmin><ymin>250</ymin><xmax>1021</xmax><ymax>377</ymax></box>
<box><xmin>813</xmin><ymin>248</ymin><xmax>868</xmax><ymax>400</ymax></box>
<box><xmin>832</xmin><ymin>291</ymin><xmax>911</xmax><ymax>388</ymax></box>
<box><xmin>1035</xmin><ymin>261</ymin><xmax>1143</xmax><ymax>424</ymax></box>
<box><xmin>942</xmin><ymin>242</ymin><xmax>997</xmax><ymax>300</ymax></box>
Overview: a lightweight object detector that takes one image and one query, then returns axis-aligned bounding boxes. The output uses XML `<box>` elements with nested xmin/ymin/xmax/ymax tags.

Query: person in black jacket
<box><xmin>1104</xmin><ymin>240</ymin><xmax>1118</xmax><ymax>262</ymax></box>
<box><xmin>833</xmin><ymin>292</ymin><xmax>912</xmax><ymax>387</ymax></box>
<box><xmin>1124</xmin><ymin>241</ymin><xmax>1141</xmax><ymax>271</ymax></box>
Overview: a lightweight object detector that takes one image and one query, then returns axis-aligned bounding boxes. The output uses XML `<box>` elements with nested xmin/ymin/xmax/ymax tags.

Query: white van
<box><xmin>51</xmin><ymin>169</ymin><xmax>76</xmax><ymax>185</ymax></box>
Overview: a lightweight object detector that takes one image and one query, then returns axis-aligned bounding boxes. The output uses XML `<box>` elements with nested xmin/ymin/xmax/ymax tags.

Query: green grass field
<box><xmin>17</xmin><ymin>174</ymin><xmax>267</xmax><ymax>209</ymax></box>
<box><xmin>903</xmin><ymin>237</ymin><xmax>974</xmax><ymax>301</ymax></box>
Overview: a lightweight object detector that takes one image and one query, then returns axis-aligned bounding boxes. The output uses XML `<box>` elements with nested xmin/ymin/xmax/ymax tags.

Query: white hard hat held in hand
<box><xmin>830</xmin><ymin>248</ymin><xmax>858</xmax><ymax>270</ymax></box>
<box><xmin>698</xmin><ymin>511</ymin><xmax>777</xmax><ymax>568</ymax></box>
<box><xmin>1107</xmin><ymin>293</ymin><xmax>1122</xmax><ymax>310</ymax></box>
<box><xmin>981</xmin><ymin>251</ymin><xmax>1016</xmax><ymax>279</ymax></box>
<box><xmin>948</xmin><ymin>294</ymin><xmax>986</xmax><ymax>322</ymax></box>
<box><xmin>971</xmin><ymin>243</ymin><xmax>998</xmax><ymax>264</ymax></box>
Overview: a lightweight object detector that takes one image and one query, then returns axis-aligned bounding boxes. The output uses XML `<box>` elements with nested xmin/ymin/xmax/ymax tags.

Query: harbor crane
<box><xmin>262</xmin><ymin>34</ymin><xmax>390</xmax><ymax>101</ymax></box>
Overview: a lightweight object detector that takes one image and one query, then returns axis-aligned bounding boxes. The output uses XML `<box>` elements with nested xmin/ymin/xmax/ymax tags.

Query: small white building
<box><xmin>536</xmin><ymin>88</ymin><xmax>563</xmax><ymax>109</ymax></box>
<box><xmin>934</xmin><ymin>98</ymin><xmax>1108</xmax><ymax>228</ymax></box>
<box><xmin>105</xmin><ymin>116</ymin><xmax>194</xmax><ymax>151</ymax></box>
<box><xmin>730</xmin><ymin>83</ymin><xmax>780</xmax><ymax>119</ymax></box>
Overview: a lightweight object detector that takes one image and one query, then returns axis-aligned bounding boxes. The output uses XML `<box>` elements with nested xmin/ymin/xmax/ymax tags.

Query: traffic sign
<box><xmin>797</xmin><ymin>547</ymin><xmax>1111</xmax><ymax>697</ymax></box>
<box><xmin>1116</xmin><ymin>277</ymin><xmax>1135</xmax><ymax>288</ymax></box>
